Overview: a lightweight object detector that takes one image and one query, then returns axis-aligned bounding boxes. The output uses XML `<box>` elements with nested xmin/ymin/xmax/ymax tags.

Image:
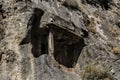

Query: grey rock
<box><xmin>0</xmin><ymin>0</ymin><xmax>120</xmax><ymax>80</ymax></box>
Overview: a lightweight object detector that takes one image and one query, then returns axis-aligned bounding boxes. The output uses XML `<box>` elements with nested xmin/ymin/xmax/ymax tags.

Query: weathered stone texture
<box><xmin>0</xmin><ymin>0</ymin><xmax>120</xmax><ymax>80</ymax></box>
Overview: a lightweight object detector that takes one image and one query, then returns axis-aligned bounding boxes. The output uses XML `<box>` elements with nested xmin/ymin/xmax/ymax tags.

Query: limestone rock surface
<box><xmin>0</xmin><ymin>0</ymin><xmax>120</xmax><ymax>80</ymax></box>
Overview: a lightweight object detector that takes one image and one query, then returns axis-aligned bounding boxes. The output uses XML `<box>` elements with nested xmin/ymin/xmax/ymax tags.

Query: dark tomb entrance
<box><xmin>20</xmin><ymin>8</ymin><xmax>49</xmax><ymax>57</ymax></box>
<box><xmin>48</xmin><ymin>24</ymin><xmax>85</xmax><ymax>68</ymax></box>
<box><xmin>20</xmin><ymin>8</ymin><xmax>86</xmax><ymax>68</ymax></box>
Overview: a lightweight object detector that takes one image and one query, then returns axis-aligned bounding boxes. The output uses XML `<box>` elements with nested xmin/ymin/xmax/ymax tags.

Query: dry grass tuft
<box><xmin>0</xmin><ymin>26</ymin><xmax>5</xmax><ymax>30</ymax></box>
<box><xmin>112</xmin><ymin>47</ymin><xmax>120</xmax><ymax>55</ymax></box>
<box><xmin>80</xmin><ymin>64</ymin><xmax>116</xmax><ymax>80</ymax></box>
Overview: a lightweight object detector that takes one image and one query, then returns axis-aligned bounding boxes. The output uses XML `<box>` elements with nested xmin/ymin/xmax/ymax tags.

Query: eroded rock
<box><xmin>0</xmin><ymin>0</ymin><xmax>120</xmax><ymax>80</ymax></box>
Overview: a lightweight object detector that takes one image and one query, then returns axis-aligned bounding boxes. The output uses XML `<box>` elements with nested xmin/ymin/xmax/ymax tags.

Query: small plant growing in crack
<box><xmin>80</xmin><ymin>63</ymin><xmax>116</xmax><ymax>80</ymax></box>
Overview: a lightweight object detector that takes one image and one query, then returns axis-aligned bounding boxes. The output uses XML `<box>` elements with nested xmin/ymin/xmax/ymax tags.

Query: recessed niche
<box><xmin>48</xmin><ymin>24</ymin><xmax>85</xmax><ymax>68</ymax></box>
<box><xmin>20</xmin><ymin>8</ymin><xmax>86</xmax><ymax>68</ymax></box>
<box><xmin>20</xmin><ymin>8</ymin><xmax>49</xmax><ymax>57</ymax></box>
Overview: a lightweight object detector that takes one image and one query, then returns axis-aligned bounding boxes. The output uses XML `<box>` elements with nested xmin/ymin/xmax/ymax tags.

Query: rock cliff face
<box><xmin>0</xmin><ymin>0</ymin><xmax>120</xmax><ymax>80</ymax></box>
